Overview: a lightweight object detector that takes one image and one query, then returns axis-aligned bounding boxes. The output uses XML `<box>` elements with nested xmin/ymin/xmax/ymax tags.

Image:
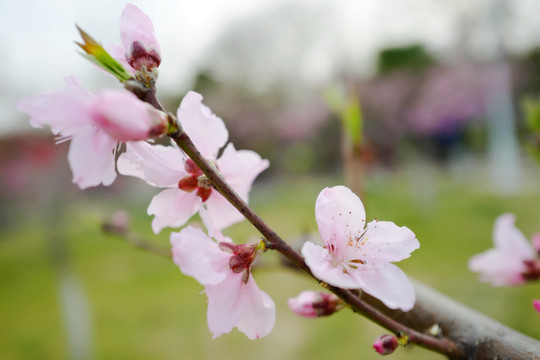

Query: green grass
<box><xmin>2</xmin><ymin>170</ymin><xmax>540</xmax><ymax>359</ymax></box>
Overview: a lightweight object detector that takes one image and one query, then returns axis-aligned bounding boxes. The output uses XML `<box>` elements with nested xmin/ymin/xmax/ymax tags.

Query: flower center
<box><xmin>178</xmin><ymin>159</ymin><xmax>213</xmax><ymax>202</ymax></box>
<box><xmin>219</xmin><ymin>242</ymin><xmax>259</xmax><ymax>284</ymax></box>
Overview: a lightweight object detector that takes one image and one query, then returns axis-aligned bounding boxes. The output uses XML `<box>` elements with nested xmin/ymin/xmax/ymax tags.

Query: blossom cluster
<box><xmin>18</xmin><ymin>3</ymin><xmax>421</xmax><ymax>342</ymax></box>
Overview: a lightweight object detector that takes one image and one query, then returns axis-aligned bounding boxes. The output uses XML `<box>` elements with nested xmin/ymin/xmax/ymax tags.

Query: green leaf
<box><xmin>75</xmin><ymin>25</ymin><xmax>132</xmax><ymax>82</ymax></box>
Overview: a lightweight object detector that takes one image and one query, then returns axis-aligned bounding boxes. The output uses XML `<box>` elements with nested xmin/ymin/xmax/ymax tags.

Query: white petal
<box><xmin>315</xmin><ymin>186</ymin><xmax>366</xmax><ymax>247</ymax></box>
<box><xmin>147</xmin><ymin>188</ymin><xmax>199</xmax><ymax>233</ymax></box>
<box><xmin>176</xmin><ymin>91</ymin><xmax>228</xmax><ymax>159</ymax></box>
<box><xmin>236</xmin><ymin>282</ymin><xmax>276</xmax><ymax>339</ymax></box>
<box><xmin>302</xmin><ymin>241</ymin><xmax>359</xmax><ymax>289</ymax></box>
<box><xmin>170</xmin><ymin>226</ymin><xmax>229</xmax><ymax>285</ymax></box>
<box><xmin>493</xmin><ymin>213</ymin><xmax>534</xmax><ymax>258</ymax></box>
<box><xmin>361</xmin><ymin>221</ymin><xmax>420</xmax><ymax>263</ymax></box>
<box><xmin>206</xmin><ymin>272</ymin><xmax>245</xmax><ymax>338</ymax></box>
<box><xmin>117</xmin><ymin>141</ymin><xmax>186</xmax><ymax>187</ymax></box>
<box><xmin>468</xmin><ymin>248</ymin><xmax>527</xmax><ymax>286</ymax></box>
<box><xmin>17</xmin><ymin>77</ymin><xmax>92</xmax><ymax>136</ymax></box>
<box><xmin>204</xmin><ymin>192</ymin><xmax>244</xmax><ymax>230</ymax></box>
<box><xmin>67</xmin><ymin>127</ymin><xmax>117</xmax><ymax>189</ymax></box>
<box><xmin>217</xmin><ymin>143</ymin><xmax>269</xmax><ymax>200</ymax></box>
<box><xmin>352</xmin><ymin>263</ymin><xmax>416</xmax><ymax>311</ymax></box>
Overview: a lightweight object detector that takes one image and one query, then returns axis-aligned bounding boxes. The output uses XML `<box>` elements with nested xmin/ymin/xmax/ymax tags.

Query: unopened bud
<box><xmin>288</xmin><ymin>291</ymin><xmax>343</xmax><ymax>318</ymax></box>
<box><xmin>373</xmin><ymin>334</ymin><xmax>399</xmax><ymax>356</ymax></box>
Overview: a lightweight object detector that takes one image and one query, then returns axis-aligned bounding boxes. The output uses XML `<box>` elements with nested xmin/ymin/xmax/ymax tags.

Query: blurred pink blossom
<box><xmin>117</xmin><ymin>91</ymin><xmax>269</xmax><ymax>233</ymax></box>
<box><xmin>287</xmin><ymin>290</ymin><xmax>342</xmax><ymax>318</ymax></box>
<box><xmin>17</xmin><ymin>77</ymin><xmax>166</xmax><ymax>189</ymax></box>
<box><xmin>533</xmin><ymin>300</ymin><xmax>540</xmax><ymax>315</ymax></box>
<box><xmin>469</xmin><ymin>213</ymin><xmax>540</xmax><ymax>286</ymax></box>
<box><xmin>170</xmin><ymin>226</ymin><xmax>275</xmax><ymax>339</ymax></box>
<box><xmin>302</xmin><ymin>185</ymin><xmax>419</xmax><ymax>311</ymax></box>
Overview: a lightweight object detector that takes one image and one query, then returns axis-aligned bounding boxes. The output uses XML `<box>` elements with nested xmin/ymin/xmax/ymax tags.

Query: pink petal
<box><xmin>236</xmin><ymin>283</ymin><xmax>276</xmax><ymax>339</ymax></box>
<box><xmin>91</xmin><ymin>90</ymin><xmax>165</xmax><ymax>142</ymax></box>
<box><xmin>67</xmin><ymin>127</ymin><xmax>117</xmax><ymax>189</ymax></box>
<box><xmin>301</xmin><ymin>241</ymin><xmax>359</xmax><ymax>289</ymax></box>
<box><xmin>119</xmin><ymin>4</ymin><xmax>160</xmax><ymax>59</ymax></box>
<box><xmin>287</xmin><ymin>291</ymin><xmax>319</xmax><ymax>318</ymax></box>
<box><xmin>493</xmin><ymin>213</ymin><xmax>534</xmax><ymax>258</ymax></box>
<box><xmin>206</xmin><ymin>272</ymin><xmax>245</xmax><ymax>338</ymax></box>
<box><xmin>17</xmin><ymin>77</ymin><xmax>92</xmax><ymax>137</ymax></box>
<box><xmin>170</xmin><ymin>227</ymin><xmax>230</xmax><ymax>285</ymax></box>
<box><xmin>217</xmin><ymin>143</ymin><xmax>269</xmax><ymax>200</ymax></box>
<box><xmin>352</xmin><ymin>263</ymin><xmax>416</xmax><ymax>311</ymax></box>
<box><xmin>204</xmin><ymin>191</ymin><xmax>245</xmax><ymax>230</ymax></box>
<box><xmin>147</xmin><ymin>188</ymin><xmax>199</xmax><ymax>233</ymax></box>
<box><xmin>315</xmin><ymin>186</ymin><xmax>366</xmax><ymax>247</ymax></box>
<box><xmin>176</xmin><ymin>91</ymin><xmax>228</xmax><ymax>159</ymax></box>
<box><xmin>117</xmin><ymin>141</ymin><xmax>186</xmax><ymax>187</ymax></box>
<box><xmin>468</xmin><ymin>248</ymin><xmax>527</xmax><ymax>286</ymax></box>
<box><xmin>361</xmin><ymin>221</ymin><xmax>420</xmax><ymax>263</ymax></box>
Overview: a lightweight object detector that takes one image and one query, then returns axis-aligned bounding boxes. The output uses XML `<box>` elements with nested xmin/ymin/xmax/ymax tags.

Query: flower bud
<box><xmin>120</xmin><ymin>4</ymin><xmax>161</xmax><ymax>70</ymax></box>
<box><xmin>91</xmin><ymin>89</ymin><xmax>167</xmax><ymax>141</ymax></box>
<box><xmin>372</xmin><ymin>334</ymin><xmax>399</xmax><ymax>356</ymax></box>
<box><xmin>288</xmin><ymin>291</ymin><xmax>343</xmax><ymax>318</ymax></box>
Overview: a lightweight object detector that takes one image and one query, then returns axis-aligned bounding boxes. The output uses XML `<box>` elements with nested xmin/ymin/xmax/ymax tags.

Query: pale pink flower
<box><xmin>301</xmin><ymin>186</ymin><xmax>419</xmax><ymax>311</ymax></box>
<box><xmin>170</xmin><ymin>226</ymin><xmax>275</xmax><ymax>339</ymax></box>
<box><xmin>288</xmin><ymin>290</ymin><xmax>342</xmax><ymax>318</ymax></box>
<box><xmin>373</xmin><ymin>334</ymin><xmax>399</xmax><ymax>355</ymax></box>
<box><xmin>469</xmin><ymin>213</ymin><xmax>540</xmax><ymax>286</ymax></box>
<box><xmin>117</xmin><ymin>91</ymin><xmax>269</xmax><ymax>233</ymax></box>
<box><xmin>117</xmin><ymin>3</ymin><xmax>160</xmax><ymax>71</ymax></box>
<box><xmin>17</xmin><ymin>77</ymin><xmax>167</xmax><ymax>189</ymax></box>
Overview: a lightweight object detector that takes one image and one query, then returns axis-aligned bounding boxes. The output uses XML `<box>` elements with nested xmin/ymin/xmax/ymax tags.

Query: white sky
<box><xmin>2</xmin><ymin>0</ymin><xmax>540</xmax><ymax>134</ymax></box>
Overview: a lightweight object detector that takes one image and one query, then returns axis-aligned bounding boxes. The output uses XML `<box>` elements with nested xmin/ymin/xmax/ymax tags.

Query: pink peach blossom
<box><xmin>373</xmin><ymin>334</ymin><xmax>399</xmax><ymax>355</ymax></box>
<box><xmin>301</xmin><ymin>186</ymin><xmax>419</xmax><ymax>311</ymax></box>
<box><xmin>117</xmin><ymin>91</ymin><xmax>269</xmax><ymax>233</ymax></box>
<box><xmin>17</xmin><ymin>77</ymin><xmax>166</xmax><ymax>189</ymax></box>
<box><xmin>170</xmin><ymin>226</ymin><xmax>275</xmax><ymax>339</ymax></box>
<box><xmin>119</xmin><ymin>3</ymin><xmax>160</xmax><ymax>70</ymax></box>
<box><xmin>469</xmin><ymin>213</ymin><xmax>540</xmax><ymax>286</ymax></box>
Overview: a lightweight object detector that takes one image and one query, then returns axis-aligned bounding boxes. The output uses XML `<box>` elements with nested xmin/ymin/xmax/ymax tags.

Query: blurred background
<box><xmin>3</xmin><ymin>0</ymin><xmax>540</xmax><ymax>359</ymax></box>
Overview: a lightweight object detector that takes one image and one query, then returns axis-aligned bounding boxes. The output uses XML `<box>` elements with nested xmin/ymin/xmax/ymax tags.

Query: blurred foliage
<box><xmin>324</xmin><ymin>84</ymin><xmax>363</xmax><ymax>146</ymax></box>
<box><xmin>522</xmin><ymin>97</ymin><xmax>540</xmax><ymax>164</ymax></box>
<box><xmin>376</xmin><ymin>44</ymin><xmax>435</xmax><ymax>75</ymax></box>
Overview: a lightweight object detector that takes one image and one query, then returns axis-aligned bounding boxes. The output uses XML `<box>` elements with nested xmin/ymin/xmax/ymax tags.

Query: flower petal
<box><xmin>119</xmin><ymin>4</ymin><xmax>160</xmax><ymax>60</ymax></box>
<box><xmin>468</xmin><ymin>248</ymin><xmax>527</xmax><ymax>286</ymax></box>
<box><xmin>118</xmin><ymin>141</ymin><xmax>186</xmax><ymax>187</ymax></box>
<box><xmin>493</xmin><ymin>213</ymin><xmax>533</xmax><ymax>258</ymax></box>
<box><xmin>315</xmin><ymin>186</ymin><xmax>366</xmax><ymax>247</ymax></box>
<box><xmin>176</xmin><ymin>91</ymin><xmax>228</xmax><ymax>159</ymax></box>
<box><xmin>352</xmin><ymin>263</ymin><xmax>416</xmax><ymax>311</ymax></box>
<box><xmin>67</xmin><ymin>127</ymin><xmax>117</xmax><ymax>189</ymax></box>
<box><xmin>91</xmin><ymin>89</ymin><xmax>164</xmax><ymax>142</ymax></box>
<box><xmin>17</xmin><ymin>77</ymin><xmax>92</xmax><ymax>137</ymax></box>
<box><xmin>361</xmin><ymin>221</ymin><xmax>420</xmax><ymax>263</ymax></box>
<box><xmin>302</xmin><ymin>241</ymin><xmax>359</xmax><ymax>289</ymax></box>
<box><xmin>236</xmin><ymin>282</ymin><xmax>276</xmax><ymax>339</ymax></box>
<box><xmin>216</xmin><ymin>143</ymin><xmax>269</xmax><ymax>200</ymax></box>
<box><xmin>204</xmin><ymin>191</ymin><xmax>245</xmax><ymax>231</ymax></box>
<box><xmin>206</xmin><ymin>272</ymin><xmax>245</xmax><ymax>338</ymax></box>
<box><xmin>147</xmin><ymin>188</ymin><xmax>199</xmax><ymax>233</ymax></box>
<box><xmin>170</xmin><ymin>226</ymin><xmax>229</xmax><ymax>285</ymax></box>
